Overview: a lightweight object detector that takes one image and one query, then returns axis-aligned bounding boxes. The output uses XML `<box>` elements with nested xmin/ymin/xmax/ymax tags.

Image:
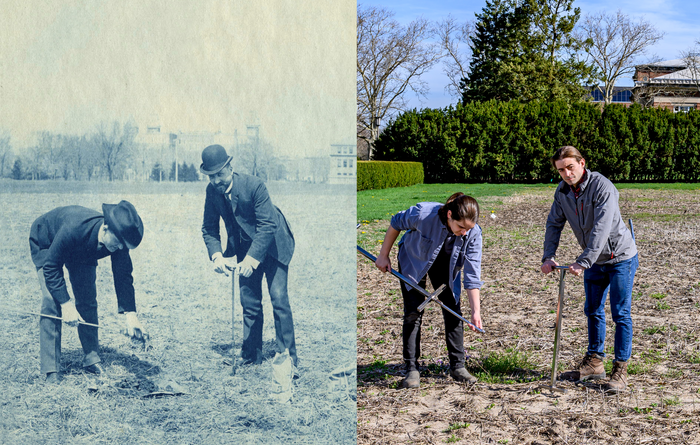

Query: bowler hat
<box><xmin>200</xmin><ymin>144</ymin><xmax>232</xmax><ymax>175</ymax></box>
<box><xmin>102</xmin><ymin>201</ymin><xmax>144</xmax><ymax>249</ymax></box>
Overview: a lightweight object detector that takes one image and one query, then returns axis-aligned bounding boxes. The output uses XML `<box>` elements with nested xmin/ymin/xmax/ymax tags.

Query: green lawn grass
<box><xmin>358</xmin><ymin>182</ymin><xmax>700</xmax><ymax>222</ymax></box>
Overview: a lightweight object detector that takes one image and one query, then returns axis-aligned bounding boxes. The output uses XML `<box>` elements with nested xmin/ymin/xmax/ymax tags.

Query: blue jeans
<box><xmin>583</xmin><ymin>255</ymin><xmax>638</xmax><ymax>362</ymax></box>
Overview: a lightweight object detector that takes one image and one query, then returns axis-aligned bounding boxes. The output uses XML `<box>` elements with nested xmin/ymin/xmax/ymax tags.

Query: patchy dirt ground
<box><xmin>0</xmin><ymin>180</ymin><xmax>356</xmax><ymax>444</ymax></box>
<box><xmin>358</xmin><ymin>189</ymin><xmax>700</xmax><ymax>444</ymax></box>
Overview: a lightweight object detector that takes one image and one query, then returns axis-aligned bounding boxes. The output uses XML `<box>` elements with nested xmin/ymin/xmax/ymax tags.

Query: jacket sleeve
<box><xmin>576</xmin><ymin>185</ymin><xmax>617</xmax><ymax>269</ymax></box>
<box><xmin>202</xmin><ymin>185</ymin><xmax>224</xmax><ymax>260</ymax></box>
<box><xmin>390</xmin><ymin>205</ymin><xmax>421</xmax><ymax>232</ymax></box>
<box><xmin>462</xmin><ymin>229</ymin><xmax>483</xmax><ymax>289</ymax></box>
<box><xmin>42</xmin><ymin>228</ymin><xmax>74</xmax><ymax>305</ymax></box>
<box><xmin>542</xmin><ymin>194</ymin><xmax>566</xmax><ymax>263</ymax></box>
<box><xmin>111</xmin><ymin>248</ymin><xmax>136</xmax><ymax>313</ymax></box>
<box><xmin>246</xmin><ymin>179</ymin><xmax>279</xmax><ymax>263</ymax></box>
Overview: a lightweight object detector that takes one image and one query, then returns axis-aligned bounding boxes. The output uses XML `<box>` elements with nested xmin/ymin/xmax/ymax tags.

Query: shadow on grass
<box><xmin>211</xmin><ymin>339</ymin><xmax>280</xmax><ymax>363</ymax></box>
<box><xmin>61</xmin><ymin>346</ymin><xmax>161</xmax><ymax>377</ymax></box>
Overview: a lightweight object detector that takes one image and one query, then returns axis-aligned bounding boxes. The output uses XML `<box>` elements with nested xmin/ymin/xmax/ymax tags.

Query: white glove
<box><xmin>212</xmin><ymin>253</ymin><xmax>236</xmax><ymax>276</ymax></box>
<box><xmin>60</xmin><ymin>300</ymin><xmax>84</xmax><ymax>327</ymax></box>
<box><xmin>238</xmin><ymin>255</ymin><xmax>260</xmax><ymax>278</ymax></box>
<box><xmin>125</xmin><ymin>312</ymin><xmax>146</xmax><ymax>339</ymax></box>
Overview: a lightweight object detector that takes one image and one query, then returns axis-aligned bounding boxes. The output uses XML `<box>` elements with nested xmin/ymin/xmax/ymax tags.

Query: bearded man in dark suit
<box><xmin>200</xmin><ymin>144</ymin><xmax>298</xmax><ymax>368</ymax></box>
<box><xmin>29</xmin><ymin>200</ymin><xmax>146</xmax><ymax>383</ymax></box>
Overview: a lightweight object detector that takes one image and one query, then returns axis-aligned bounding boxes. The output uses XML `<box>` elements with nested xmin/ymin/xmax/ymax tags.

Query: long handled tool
<box><xmin>540</xmin><ymin>265</ymin><xmax>569</xmax><ymax>394</ymax></box>
<box><xmin>22</xmin><ymin>311</ymin><xmax>102</xmax><ymax>328</ymax></box>
<box><xmin>231</xmin><ymin>266</ymin><xmax>240</xmax><ymax>376</ymax></box>
<box><xmin>357</xmin><ymin>245</ymin><xmax>484</xmax><ymax>334</ymax></box>
<box><xmin>18</xmin><ymin>311</ymin><xmax>150</xmax><ymax>349</ymax></box>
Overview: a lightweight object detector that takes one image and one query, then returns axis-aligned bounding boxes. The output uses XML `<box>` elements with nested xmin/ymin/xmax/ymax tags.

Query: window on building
<box><xmin>337</xmin><ymin>159</ymin><xmax>342</xmax><ymax>167</ymax></box>
<box><xmin>343</xmin><ymin>160</ymin><xmax>347</xmax><ymax>168</ymax></box>
<box><xmin>349</xmin><ymin>159</ymin><xmax>353</xmax><ymax>168</ymax></box>
<box><xmin>674</xmin><ymin>105</ymin><xmax>694</xmax><ymax>113</ymax></box>
<box><xmin>349</xmin><ymin>146</ymin><xmax>354</xmax><ymax>154</ymax></box>
<box><xmin>337</xmin><ymin>147</ymin><xmax>341</xmax><ymax>154</ymax></box>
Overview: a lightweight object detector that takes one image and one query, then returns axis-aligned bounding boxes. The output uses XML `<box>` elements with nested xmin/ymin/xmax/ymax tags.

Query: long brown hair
<box><xmin>551</xmin><ymin>146</ymin><xmax>584</xmax><ymax>169</ymax></box>
<box><xmin>438</xmin><ymin>193</ymin><xmax>480</xmax><ymax>225</ymax></box>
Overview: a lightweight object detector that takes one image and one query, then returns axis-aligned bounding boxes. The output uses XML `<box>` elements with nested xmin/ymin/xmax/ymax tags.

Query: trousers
<box><xmin>399</xmin><ymin>243</ymin><xmax>464</xmax><ymax>372</ymax></box>
<box><xmin>239</xmin><ymin>256</ymin><xmax>297</xmax><ymax>366</ymax></box>
<box><xmin>583</xmin><ymin>254</ymin><xmax>639</xmax><ymax>362</ymax></box>
<box><xmin>38</xmin><ymin>266</ymin><xmax>101</xmax><ymax>374</ymax></box>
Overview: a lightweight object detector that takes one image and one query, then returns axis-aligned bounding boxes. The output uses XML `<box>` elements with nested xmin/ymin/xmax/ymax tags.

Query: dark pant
<box><xmin>38</xmin><ymin>265</ymin><xmax>101</xmax><ymax>374</ymax></box>
<box><xmin>399</xmin><ymin>245</ymin><xmax>464</xmax><ymax>372</ymax></box>
<box><xmin>239</xmin><ymin>257</ymin><xmax>297</xmax><ymax>366</ymax></box>
<box><xmin>583</xmin><ymin>254</ymin><xmax>638</xmax><ymax>362</ymax></box>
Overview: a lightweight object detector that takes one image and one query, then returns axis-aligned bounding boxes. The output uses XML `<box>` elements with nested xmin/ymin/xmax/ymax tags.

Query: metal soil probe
<box><xmin>540</xmin><ymin>265</ymin><xmax>569</xmax><ymax>394</ymax></box>
<box><xmin>357</xmin><ymin>245</ymin><xmax>484</xmax><ymax>334</ymax></box>
<box><xmin>231</xmin><ymin>266</ymin><xmax>240</xmax><ymax>376</ymax></box>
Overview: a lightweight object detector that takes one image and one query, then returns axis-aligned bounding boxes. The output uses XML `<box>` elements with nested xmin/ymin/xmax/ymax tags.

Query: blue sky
<box><xmin>359</xmin><ymin>0</ymin><xmax>700</xmax><ymax>110</ymax></box>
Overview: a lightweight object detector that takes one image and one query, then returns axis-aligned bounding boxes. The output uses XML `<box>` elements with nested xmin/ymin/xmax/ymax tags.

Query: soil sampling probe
<box><xmin>13</xmin><ymin>310</ymin><xmax>151</xmax><ymax>350</ymax></box>
<box><xmin>357</xmin><ymin>245</ymin><xmax>484</xmax><ymax>334</ymax></box>
<box><xmin>539</xmin><ymin>265</ymin><xmax>570</xmax><ymax>394</ymax></box>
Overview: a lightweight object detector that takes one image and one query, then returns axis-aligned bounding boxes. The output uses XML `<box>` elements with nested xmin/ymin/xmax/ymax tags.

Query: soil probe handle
<box><xmin>357</xmin><ymin>245</ymin><xmax>485</xmax><ymax>334</ymax></box>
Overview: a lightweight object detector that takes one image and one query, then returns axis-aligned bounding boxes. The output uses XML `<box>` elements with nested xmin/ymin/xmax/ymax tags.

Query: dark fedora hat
<box><xmin>200</xmin><ymin>144</ymin><xmax>232</xmax><ymax>175</ymax></box>
<box><xmin>102</xmin><ymin>201</ymin><xmax>144</xmax><ymax>250</ymax></box>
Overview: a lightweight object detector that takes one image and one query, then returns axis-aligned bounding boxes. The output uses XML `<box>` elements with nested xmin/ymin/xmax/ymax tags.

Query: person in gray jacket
<box><xmin>375</xmin><ymin>193</ymin><xmax>483</xmax><ymax>388</ymax></box>
<box><xmin>541</xmin><ymin>146</ymin><xmax>638</xmax><ymax>393</ymax></box>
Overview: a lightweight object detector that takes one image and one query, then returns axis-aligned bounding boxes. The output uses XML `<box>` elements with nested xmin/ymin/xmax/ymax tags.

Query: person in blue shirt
<box><xmin>375</xmin><ymin>193</ymin><xmax>484</xmax><ymax>388</ymax></box>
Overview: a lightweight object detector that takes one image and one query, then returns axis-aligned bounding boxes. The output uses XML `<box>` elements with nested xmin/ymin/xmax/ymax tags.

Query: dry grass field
<box><xmin>0</xmin><ymin>179</ymin><xmax>356</xmax><ymax>444</ymax></box>
<box><xmin>358</xmin><ymin>188</ymin><xmax>700</xmax><ymax>444</ymax></box>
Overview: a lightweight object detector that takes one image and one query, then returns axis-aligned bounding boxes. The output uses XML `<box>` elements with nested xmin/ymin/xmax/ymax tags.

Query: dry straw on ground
<box><xmin>358</xmin><ymin>189</ymin><xmax>700</xmax><ymax>444</ymax></box>
<box><xmin>0</xmin><ymin>181</ymin><xmax>356</xmax><ymax>444</ymax></box>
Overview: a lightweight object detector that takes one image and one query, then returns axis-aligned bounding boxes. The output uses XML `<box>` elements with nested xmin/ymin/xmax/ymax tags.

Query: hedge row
<box><xmin>357</xmin><ymin>161</ymin><xmax>424</xmax><ymax>191</ymax></box>
<box><xmin>374</xmin><ymin>101</ymin><xmax>700</xmax><ymax>183</ymax></box>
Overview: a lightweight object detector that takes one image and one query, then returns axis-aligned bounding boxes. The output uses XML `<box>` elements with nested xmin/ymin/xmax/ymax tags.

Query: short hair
<box><xmin>551</xmin><ymin>146</ymin><xmax>584</xmax><ymax>169</ymax></box>
<box><xmin>438</xmin><ymin>193</ymin><xmax>480</xmax><ymax>224</ymax></box>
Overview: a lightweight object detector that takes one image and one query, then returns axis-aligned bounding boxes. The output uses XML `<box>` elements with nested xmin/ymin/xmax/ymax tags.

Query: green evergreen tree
<box><xmin>463</xmin><ymin>0</ymin><xmax>593</xmax><ymax>103</ymax></box>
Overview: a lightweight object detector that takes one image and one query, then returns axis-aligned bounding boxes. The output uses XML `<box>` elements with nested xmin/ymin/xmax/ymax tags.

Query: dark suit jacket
<box><xmin>29</xmin><ymin>205</ymin><xmax>136</xmax><ymax>312</ymax></box>
<box><xmin>202</xmin><ymin>173</ymin><xmax>294</xmax><ymax>266</ymax></box>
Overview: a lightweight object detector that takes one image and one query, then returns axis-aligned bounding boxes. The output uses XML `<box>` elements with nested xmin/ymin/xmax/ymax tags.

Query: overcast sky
<box><xmin>0</xmin><ymin>1</ymin><xmax>355</xmax><ymax>157</ymax></box>
<box><xmin>359</xmin><ymin>0</ymin><xmax>700</xmax><ymax>110</ymax></box>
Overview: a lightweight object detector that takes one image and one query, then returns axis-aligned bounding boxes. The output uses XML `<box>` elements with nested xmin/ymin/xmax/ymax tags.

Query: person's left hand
<box><xmin>568</xmin><ymin>263</ymin><xmax>585</xmax><ymax>276</ymax></box>
<box><xmin>469</xmin><ymin>312</ymin><xmax>483</xmax><ymax>332</ymax></box>
<box><xmin>125</xmin><ymin>312</ymin><xmax>146</xmax><ymax>339</ymax></box>
<box><xmin>238</xmin><ymin>255</ymin><xmax>259</xmax><ymax>278</ymax></box>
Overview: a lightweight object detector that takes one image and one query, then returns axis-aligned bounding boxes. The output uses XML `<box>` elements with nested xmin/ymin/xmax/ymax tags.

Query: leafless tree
<box><xmin>94</xmin><ymin>121</ymin><xmax>138</xmax><ymax>181</ymax></box>
<box><xmin>437</xmin><ymin>15</ymin><xmax>474</xmax><ymax>100</ymax></box>
<box><xmin>357</xmin><ymin>4</ymin><xmax>442</xmax><ymax>159</ymax></box>
<box><xmin>680</xmin><ymin>40</ymin><xmax>700</xmax><ymax>93</ymax></box>
<box><xmin>237</xmin><ymin>138</ymin><xmax>277</xmax><ymax>181</ymax></box>
<box><xmin>577</xmin><ymin>10</ymin><xmax>664</xmax><ymax>105</ymax></box>
<box><xmin>0</xmin><ymin>130</ymin><xmax>11</xmax><ymax>178</ymax></box>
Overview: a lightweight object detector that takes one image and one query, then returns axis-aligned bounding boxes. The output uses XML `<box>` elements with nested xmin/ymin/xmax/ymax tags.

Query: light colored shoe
<box><xmin>401</xmin><ymin>370</ymin><xmax>420</xmax><ymax>388</ymax></box>
<box><xmin>450</xmin><ymin>367</ymin><xmax>477</xmax><ymax>384</ymax></box>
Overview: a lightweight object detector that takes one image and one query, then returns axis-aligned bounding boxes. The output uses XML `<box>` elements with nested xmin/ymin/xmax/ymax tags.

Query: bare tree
<box><xmin>94</xmin><ymin>121</ymin><xmax>138</xmax><ymax>181</ymax></box>
<box><xmin>437</xmin><ymin>15</ymin><xmax>474</xmax><ymax>100</ymax></box>
<box><xmin>357</xmin><ymin>4</ymin><xmax>442</xmax><ymax>159</ymax></box>
<box><xmin>0</xmin><ymin>130</ymin><xmax>11</xmax><ymax>178</ymax></box>
<box><xmin>237</xmin><ymin>139</ymin><xmax>277</xmax><ymax>181</ymax></box>
<box><xmin>577</xmin><ymin>10</ymin><xmax>664</xmax><ymax>105</ymax></box>
<box><xmin>680</xmin><ymin>41</ymin><xmax>700</xmax><ymax>93</ymax></box>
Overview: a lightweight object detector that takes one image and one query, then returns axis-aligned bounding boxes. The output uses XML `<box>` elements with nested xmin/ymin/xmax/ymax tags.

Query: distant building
<box><xmin>588</xmin><ymin>86</ymin><xmax>633</xmax><ymax>106</ymax></box>
<box><xmin>134</xmin><ymin>126</ymin><xmax>236</xmax><ymax>182</ymax></box>
<box><xmin>329</xmin><ymin>144</ymin><xmax>356</xmax><ymax>185</ymax></box>
<box><xmin>633</xmin><ymin>59</ymin><xmax>700</xmax><ymax>112</ymax></box>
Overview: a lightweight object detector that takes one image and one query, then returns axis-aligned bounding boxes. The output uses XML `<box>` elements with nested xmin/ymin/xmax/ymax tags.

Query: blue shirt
<box><xmin>390</xmin><ymin>202</ymin><xmax>483</xmax><ymax>303</ymax></box>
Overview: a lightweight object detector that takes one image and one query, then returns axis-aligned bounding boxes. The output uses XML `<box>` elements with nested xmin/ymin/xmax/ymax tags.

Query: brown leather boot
<box><xmin>603</xmin><ymin>360</ymin><xmax>628</xmax><ymax>393</ymax></box>
<box><xmin>559</xmin><ymin>353</ymin><xmax>605</xmax><ymax>381</ymax></box>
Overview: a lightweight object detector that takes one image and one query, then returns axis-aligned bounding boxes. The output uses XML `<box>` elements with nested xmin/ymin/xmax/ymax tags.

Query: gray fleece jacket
<box><xmin>543</xmin><ymin>170</ymin><xmax>637</xmax><ymax>268</ymax></box>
